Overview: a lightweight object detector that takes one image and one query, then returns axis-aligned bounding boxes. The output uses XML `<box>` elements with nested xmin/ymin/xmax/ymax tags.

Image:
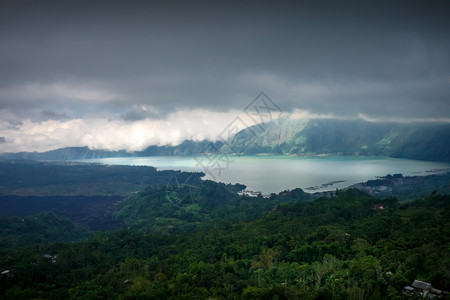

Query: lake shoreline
<box><xmin>74</xmin><ymin>155</ymin><xmax>450</xmax><ymax>195</ymax></box>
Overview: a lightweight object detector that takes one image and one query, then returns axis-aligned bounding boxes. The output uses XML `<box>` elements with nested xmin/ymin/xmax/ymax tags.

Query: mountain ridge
<box><xmin>223</xmin><ymin>118</ymin><xmax>450</xmax><ymax>162</ymax></box>
<box><xmin>0</xmin><ymin>140</ymin><xmax>224</xmax><ymax>161</ymax></box>
<box><xmin>1</xmin><ymin>119</ymin><xmax>449</xmax><ymax>162</ymax></box>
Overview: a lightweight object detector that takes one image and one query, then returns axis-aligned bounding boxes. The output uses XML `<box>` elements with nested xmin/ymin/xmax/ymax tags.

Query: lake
<box><xmin>76</xmin><ymin>155</ymin><xmax>450</xmax><ymax>194</ymax></box>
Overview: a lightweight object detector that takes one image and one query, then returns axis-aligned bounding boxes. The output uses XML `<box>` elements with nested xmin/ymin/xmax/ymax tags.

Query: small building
<box><xmin>406</xmin><ymin>280</ymin><xmax>445</xmax><ymax>299</ymax></box>
<box><xmin>412</xmin><ymin>280</ymin><xmax>432</xmax><ymax>292</ymax></box>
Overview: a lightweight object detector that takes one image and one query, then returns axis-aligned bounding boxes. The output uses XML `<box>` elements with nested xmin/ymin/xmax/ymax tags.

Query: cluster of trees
<box><xmin>114</xmin><ymin>180</ymin><xmax>310</xmax><ymax>233</ymax></box>
<box><xmin>1</xmin><ymin>184</ymin><xmax>449</xmax><ymax>299</ymax></box>
<box><xmin>0</xmin><ymin>212</ymin><xmax>88</xmax><ymax>253</ymax></box>
<box><xmin>356</xmin><ymin>172</ymin><xmax>450</xmax><ymax>201</ymax></box>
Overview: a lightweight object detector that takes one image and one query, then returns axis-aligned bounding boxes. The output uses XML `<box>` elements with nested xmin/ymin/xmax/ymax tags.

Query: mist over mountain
<box><xmin>0</xmin><ymin>140</ymin><xmax>224</xmax><ymax>161</ymax></box>
<box><xmin>223</xmin><ymin>119</ymin><xmax>450</xmax><ymax>162</ymax></box>
<box><xmin>1</xmin><ymin>119</ymin><xmax>449</xmax><ymax>162</ymax></box>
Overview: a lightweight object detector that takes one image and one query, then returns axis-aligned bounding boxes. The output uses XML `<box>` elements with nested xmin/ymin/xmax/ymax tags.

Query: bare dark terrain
<box><xmin>0</xmin><ymin>160</ymin><xmax>204</xmax><ymax>230</ymax></box>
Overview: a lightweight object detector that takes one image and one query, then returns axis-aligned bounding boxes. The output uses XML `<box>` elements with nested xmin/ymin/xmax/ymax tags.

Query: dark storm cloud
<box><xmin>0</xmin><ymin>0</ymin><xmax>449</xmax><ymax>149</ymax></box>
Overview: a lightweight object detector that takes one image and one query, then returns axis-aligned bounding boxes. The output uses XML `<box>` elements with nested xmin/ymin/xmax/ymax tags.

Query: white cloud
<box><xmin>288</xmin><ymin>108</ymin><xmax>333</xmax><ymax>120</ymax></box>
<box><xmin>1</xmin><ymin>104</ymin><xmax>448</xmax><ymax>154</ymax></box>
<box><xmin>0</xmin><ymin>109</ymin><xmax>266</xmax><ymax>153</ymax></box>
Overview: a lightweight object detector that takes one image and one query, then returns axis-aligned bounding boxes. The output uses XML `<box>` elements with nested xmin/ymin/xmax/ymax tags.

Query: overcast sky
<box><xmin>1</xmin><ymin>0</ymin><xmax>449</xmax><ymax>152</ymax></box>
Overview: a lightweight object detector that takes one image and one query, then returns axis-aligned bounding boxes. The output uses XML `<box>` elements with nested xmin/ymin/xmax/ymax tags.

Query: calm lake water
<box><xmin>76</xmin><ymin>156</ymin><xmax>450</xmax><ymax>194</ymax></box>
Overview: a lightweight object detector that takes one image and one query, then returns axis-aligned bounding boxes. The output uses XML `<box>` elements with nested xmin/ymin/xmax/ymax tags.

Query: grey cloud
<box><xmin>0</xmin><ymin>137</ymin><xmax>6</xmax><ymax>143</ymax></box>
<box><xmin>41</xmin><ymin>110</ymin><xmax>70</xmax><ymax>121</ymax></box>
<box><xmin>7</xmin><ymin>120</ymin><xmax>23</xmax><ymax>131</ymax></box>
<box><xmin>0</xmin><ymin>0</ymin><xmax>449</xmax><ymax>125</ymax></box>
<box><xmin>121</xmin><ymin>105</ymin><xmax>161</xmax><ymax>121</ymax></box>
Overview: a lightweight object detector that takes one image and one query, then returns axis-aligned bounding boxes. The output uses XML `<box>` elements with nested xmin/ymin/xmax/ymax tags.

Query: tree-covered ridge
<box><xmin>351</xmin><ymin>172</ymin><xmax>450</xmax><ymax>201</ymax></box>
<box><xmin>114</xmin><ymin>179</ymin><xmax>310</xmax><ymax>233</ymax></box>
<box><xmin>0</xmin><ymin>140</ymin><xmax>225</xmax><ymax>161</ymax></box>
<box><xmin>224</xmin><ymin>118</ymin><xmax>450</xmax><ymax>162</ymax></box>
<box><xmin>1</xmin><ymin>188</ymin><xmax>449</xmax><ymax>299</ymax></box>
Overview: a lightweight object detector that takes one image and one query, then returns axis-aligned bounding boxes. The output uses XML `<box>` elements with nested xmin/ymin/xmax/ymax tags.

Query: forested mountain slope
<box><xmin>1</xmin><ymin>188</ymin><xmax>449</xmax><ymax>299</ymax></box>
<box><xmin>223</xmin><ymin>119</ymin><xmax>450</xmax><ymax>162</ymax></box>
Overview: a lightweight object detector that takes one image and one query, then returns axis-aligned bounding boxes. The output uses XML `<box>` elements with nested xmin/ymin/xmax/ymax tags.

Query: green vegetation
<box><xmin>352</xmin><ymin>172</ymin><xmax>450</xmax><ymax>201</ymax></box>
<box><xmin>225</xmin><ymin>119</ymin><xmax>450</xmax><ymax>162</ymax></box>
<box><xmin>1</xmin><ymin>160</ymin><xmax>449</xmax><ymax>298</ymax></box>
<box><xmin>114</xmin><ymin>180</ymin><xmax>309</xmax><ymax>233</ymax></box>
<box><xmin>1</xmin><ymin>183</ymin><xmax>449</xmax><ymax>299</ymax></box>
<box><xmin>0</xmin><ymin>212</ymin><xmax>88</xmax><ymax>254</ymax></box>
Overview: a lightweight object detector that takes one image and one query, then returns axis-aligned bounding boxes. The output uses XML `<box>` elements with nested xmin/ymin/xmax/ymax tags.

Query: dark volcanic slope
<box><xmin>0</xmin><ymin>160</ymin><xmax>203</xmax><ymax>196</ymax></box>
<box><xmin>0</xmin><ymin>160</ymin><xmax>204</xmax><ymax>230</ymax></box>
<box><xmin>0</xmin><ymin>195</ymin><xmax>123</xmax><ymax>231</ymax></box>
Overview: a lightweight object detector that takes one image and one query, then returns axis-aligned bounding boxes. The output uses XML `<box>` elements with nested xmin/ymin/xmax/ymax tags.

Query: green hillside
<box><xmin>223</xmin><ymin>119</ymin><xmax>450</xmax><ymax>162</ymax></box>
<box><xmin>1</xmin><ymin>183</ymin><xmax>449</xmax><ymax>299</ymax></box>
<box><xmin>0</xmin><ymin>212</ymin><xmax>88</xmax><ymax>253</ymax></box>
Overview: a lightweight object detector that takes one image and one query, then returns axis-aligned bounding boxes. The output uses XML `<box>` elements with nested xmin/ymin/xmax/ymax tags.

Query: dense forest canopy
<box><xmin>1</xmin><ymin>167</ymin><xmax>449</xmax><ymax>299</ymax></box>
